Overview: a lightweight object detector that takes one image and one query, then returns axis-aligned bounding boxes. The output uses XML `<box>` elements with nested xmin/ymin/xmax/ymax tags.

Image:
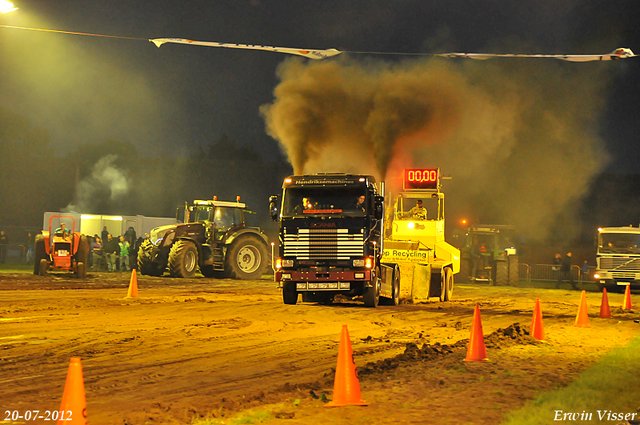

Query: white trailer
<box><xmin>42</xmin><ymin>212</ymin><xmax>178</xmax><ymax>240</ymax></box>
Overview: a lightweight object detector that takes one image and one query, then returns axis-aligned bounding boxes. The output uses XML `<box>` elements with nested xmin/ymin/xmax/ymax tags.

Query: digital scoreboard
<box><xmin>403</xmin><ymin>168</ymin><xmax>439</xmax><ymax>190</ymax></box>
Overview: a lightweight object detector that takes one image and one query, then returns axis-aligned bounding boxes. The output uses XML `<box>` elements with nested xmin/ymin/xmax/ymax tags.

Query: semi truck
<box><xmin>270</xmin><ymin>168</ymin><xmax>459</xmax><ymax>307</ymax></box>
<box><xmin>594</xmin><ymin>226</ymin><xmax>640</xmax><ymax>292</ymax></box>
<box><xmin>270</xmin><ymin>174</ymin><xmax>398</xmax><ymax>307</ymax></box>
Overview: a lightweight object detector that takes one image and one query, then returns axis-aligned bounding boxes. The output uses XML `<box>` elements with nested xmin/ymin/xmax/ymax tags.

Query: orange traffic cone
<box><xmin>530</xmin><ymin>298</ymin><xmax>545</xmax><ymax>341</ymax></box>
<box><xmin>464</xmin><ymin>305</ymin><xmax>489</xmax><ymax>362</ymax></box>
<box><xmin>623</xmin><ymin>285</ymin><xmax>633</xmax><ymax>310</ymax></box>
<box><xmin>58</xmin><ymin>357</ymin><xmax>87</xmax><ymax>425</ymax></box>
<box><xmin>325</xmin><ymin>325</ymin><xmax>367</xmax><ymax>407</ymax></box>
<box><xmin>599</xmin><ymin>288</ymin><xmax>612</xmax><ymax>318</ymax></box>
<box><xmin>574</xmin><ymin>290</ymin><xmax>591</xmax><ymax>328</ymax></box>
<box><xmin>127</xmin><ymin>269</ymin><xmax>138</xmax><ymax>298</ymax></box>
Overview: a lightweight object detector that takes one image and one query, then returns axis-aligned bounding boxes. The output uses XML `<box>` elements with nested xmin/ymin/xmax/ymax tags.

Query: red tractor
<box><xmin>34</xmin><ymin>215</ymin><xmax>89</xmax><ymax>278</ymax></box>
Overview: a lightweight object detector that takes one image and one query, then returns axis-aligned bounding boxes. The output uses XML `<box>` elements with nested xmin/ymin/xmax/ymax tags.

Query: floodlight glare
<box><xmin>0</xmin><ymin>1</ymin><xmax>18</xmax><ymax>13</ymax></box>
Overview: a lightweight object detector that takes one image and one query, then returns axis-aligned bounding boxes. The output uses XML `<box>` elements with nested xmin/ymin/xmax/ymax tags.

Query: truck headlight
<box><xmin>593</xmin><ymin>273</ymin><xmax>600</xmax><ymax>279</ymax></box>
<box><xmin>282</xmin><ymin>259</ymin><xmax>294</xmax><ymax>267</ymax></box>
<box><xmin>282</xmin><ymin>273</ymin><xmax>292</xmax><ymax>280</ymax></box>
<box><xmin>353</xmin><ymin>259</ymin><xmax>365</xmax><ymax>267</ymax></box>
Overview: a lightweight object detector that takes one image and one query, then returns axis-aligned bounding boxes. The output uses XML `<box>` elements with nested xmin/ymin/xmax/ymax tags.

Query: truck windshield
<box><xmin>282</xmin><ymin>187</ymin><xmax>367</xmax><ymax>217</ymax></box>
<box><xmin>599</xmin><ymin>233</ymin><xmax>640</xmax><ymax>253</ymax></box>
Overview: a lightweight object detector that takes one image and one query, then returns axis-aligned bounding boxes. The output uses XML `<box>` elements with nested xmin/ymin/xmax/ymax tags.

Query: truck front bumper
<box><xmin>276</xmin><ymin>270</ymin><xmax>371</xmax><ymax>290</ymax></box>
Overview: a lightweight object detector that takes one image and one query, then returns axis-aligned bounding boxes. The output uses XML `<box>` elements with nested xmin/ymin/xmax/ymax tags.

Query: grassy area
<box><xmin>502</xmin><ymin>334</ymin><xmax>640</xmax><ymax>425</ymax></box>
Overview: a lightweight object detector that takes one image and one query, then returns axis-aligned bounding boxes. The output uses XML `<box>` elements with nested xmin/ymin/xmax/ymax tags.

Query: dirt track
<box><xmin>1</xmin><ymin>271</ymin><xmax>639</xmax><ymax>425</ymax></box>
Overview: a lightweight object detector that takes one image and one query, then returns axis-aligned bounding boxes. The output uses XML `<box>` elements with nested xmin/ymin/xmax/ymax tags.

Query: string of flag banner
<box><xmin>1</xmin><ymin>24</ymin><xmax>637</xmax><ymax>62</ymax></box>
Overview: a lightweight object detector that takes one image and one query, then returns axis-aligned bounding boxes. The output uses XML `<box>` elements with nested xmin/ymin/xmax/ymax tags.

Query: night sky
<box><xmin>1</xmin><ymin>1</ymin><xmax>638</xmax><ymax>168</ymax></box>
<box><xmin>1</xmin><ymin>1</ymin><xmax>640</xmax><ymax>240</ymax></box>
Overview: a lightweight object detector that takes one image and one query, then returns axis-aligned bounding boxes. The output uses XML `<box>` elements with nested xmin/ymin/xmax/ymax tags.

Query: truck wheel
<box><xmin>440</xmin><ymin>267</ymin><xmax>454</xmax><ymax>301</ymax></box>
<box><xmin>363</xmin><ymin>271</ymin><xmax>381</xmax><ymax>307</ymax></box>
<box><xmin>34</xmin><ymin>235</ymin><xmax>47</xmax><ymax>275</ymax></box>
<box><xmin>169</xmin><ymin>240</ymin><xmax>199</xmax><ymax>278</ymax></box>
<box><xmin>39</xmin><ymin>258</ymin><xmax>49</xmax><ymax>276</ymax></box>
<box><xmin>137</xmin><ymin>239</ymin><xmax>156</xmax><ymax>276</ymax></box>
<box><xmin>508</xmin><ymin>256</ymin><xmax>519</xmax><ymax>286</ymax></box>
<box><xmin>494</xmin><ymin>261</ymin><xmax>508</xmax><ymax>286</ymax></box>
<box><xmin>380</xmin><ymin>267</ymin><xmax>400</xmax><ymax>306</ymax></box>
<box><xmin>225</xmin><ymin>236</ymin><xmax>268</xmax><ymax>280</ymax></box>
<box><xmin>283</xmin><ymin>282</ymin><xmax>298</xmax><ymax>305</ymax></box>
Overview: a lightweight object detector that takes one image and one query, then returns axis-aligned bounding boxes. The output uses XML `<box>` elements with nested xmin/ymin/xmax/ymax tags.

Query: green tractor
<box><xmin>457</xmin><ymin>225</ymin><xmax>518</xmax><ymax>286</ymax></box>
<box><xmin>138</xmin><ymin>198</ymin><xmax>269</xmax><ymax>279</ymax></box>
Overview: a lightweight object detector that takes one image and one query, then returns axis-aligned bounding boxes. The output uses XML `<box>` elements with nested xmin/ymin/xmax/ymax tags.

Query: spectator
<box><xmin>557</xmin><ymin>252</ymin><xmax>577</xmax><ymax>290</ymax></box>
<box><xmin>25</xmin><ymin>232</ymin><xmax>35</xmax><ymax>265</ymax></box>
<box><xmin>0</xmin><ymin>230</ymin><xmax>7</xmax><ymax>264</ymax></box>
<box><xmin>118</xmin><ymin>235</ymin><xmax>130</xmax><ymax>272</ymax></box>
<box><xmin>103</xmin><ymin>234</ymin><xmax>119</xmax><ymax>272</ymax></box>
<box><xmin>101</xmin><ymin>226</ymin><xmax>109</xmax><ymax>244</ymax></box>
<box><xmin>581</xmin><ymin>260</ymin><xmax>590</xmax><ymax>280</ymax></box>
<box><xmin>92</xmin><ymin>236</ymin><xmax>104</xmax><ymax>270</ymax></box>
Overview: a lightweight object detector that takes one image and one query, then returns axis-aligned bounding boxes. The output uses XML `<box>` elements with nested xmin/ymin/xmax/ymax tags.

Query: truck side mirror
<box><xmin>269</xmin><ymin>195</ymin><xmax>280</xmax><ymax>221</ymax></box>
<box><xmin>374</xmin><ymin>195</ymin><xmax>384</xmax><ymax>220</ymax></box>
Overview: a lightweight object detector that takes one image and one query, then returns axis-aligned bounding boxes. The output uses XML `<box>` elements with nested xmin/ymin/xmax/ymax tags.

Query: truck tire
<box><xmin>283</xmin><ymin>282</ymin><xmax>298</xmax><ymax>305</ymax></box>
<box><xmin>138</xmin><ymin>239</ymin><xmax>161</xmax><ymax>276</ymax></box>
<box><xmin>494</xmin><ymin>260</ymin><xmax>508</xmax><ymax>286</ymax></box>
<box><xmin>225</xmin><ymin>235</ymin><xmax>268</xmax><ymax>280</ymax></box>
<box><xmin>380</xmin><ymin>267</ymin><xmax>400</xmax><ymax>306</ymax></box>
<box><xmin>169</xmin><ymin>240</ymin><xmax>199</xmax><ymax>278</ymax></box>
<box><xmin>508</xmin><ymin>256</ymin><xmax>519</xmax><ymax>286</ymax></box>
<box><xmin>441</xmin><ymin>267</ymin><xmax>454</xmax><ymax>301</ymax></box>
<box><xmin>34</xmin><ymin>235</ymin><xmax>47</xmax><ymax>275</ymax></box>
<box><xmin>364</xmin><ymin>270</ymin><xmax>381</xmax><ymax>307</ymax></box>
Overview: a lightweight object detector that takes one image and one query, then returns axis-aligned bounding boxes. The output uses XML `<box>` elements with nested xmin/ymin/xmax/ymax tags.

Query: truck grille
<box><xmin>599</xmin><ymin>257</ymin><xmax>640</xmax><ymax>270</ymax></box>
<box><xmin>284</xmin><ymin>229</ymin><xmax>364</xmax><ymax>259</ymax></box>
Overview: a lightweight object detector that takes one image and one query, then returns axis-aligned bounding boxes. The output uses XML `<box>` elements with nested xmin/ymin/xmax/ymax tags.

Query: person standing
<box><xmin>0</xmin><ymin>230</ymin><xmax>8</xmax><ymax>264</ymax></box>
<box><xmin>103</xmin><ymin>234</ymin><xmax>119</xmax><ymax>272</ymax></box>
<box><xmin>581</xmin><ymin>260</ymin><xmax>590</xmax><ymax>281</ymax></box>
<box><xmin>101</xmin><ymin>226</ymin><xmax>109</xmax><ymax>245</ymax></box>
<box><xmin>118</xmin><ymin>235</ymin><xmax>130</xmax><ymax>272</ymax></box>
<box><xmin>558</xmin><ymin>252</ymin><xmax>577</xmax><ymax>290</ymax></box>
<box><xmin>92</xmin><ymin>236</ymin><xmax>104</xmax><ymax>270</ymax></box>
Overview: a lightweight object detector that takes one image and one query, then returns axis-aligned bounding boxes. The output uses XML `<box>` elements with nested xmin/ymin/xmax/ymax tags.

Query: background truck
<box><xmin>270</xmin><ymin>174</ymin><xmax>398</xmax><ymax>307</ymax></box>
<box><xmin>34</xmin><ymin>215</ymin><xmax>89</xmax><ymax>278</ymax></box>
<box><xmin>382</xmin><ymin>168</ymin><xmax>460</xmax><ymax>303</ymax></box>
<box><xmin>457</xmin><ymin>225</ymin><xmax>518</xmax><ymax>286</ymax></box>
<box><xmin>137</xmin><ymin>198</ymin><xmax>269</xmax><ymax>279</ymax></box>
<box><xmin>594</xmin><ymin>226</ymin><xmax>640</xmax><ymax>292</ymax></box>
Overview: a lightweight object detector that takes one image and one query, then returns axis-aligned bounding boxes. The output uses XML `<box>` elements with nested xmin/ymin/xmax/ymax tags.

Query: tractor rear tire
<box><xmin>494</xmin><ymin>261</ymin><xmax>509</xmax><ymax>286</ymax></box>
<box><xmin>225</xmin><ymin>236</ymin><xmax>268</xmax><ymax>280</ymax></box>
<box><xmin>34</xmin><ymin>235</ymin><xmax>47</xmax><ymax>275</ymax></box>
<box><xmin>283</xmin><ymin>282</ymin><xmax>298</xmax><ymax>305</ymax></box>
<box><xmin>39</xmin><ymin>258</ymin><xmax>49</xmax><ymax>276</ymax></box>
<box><xmin>76</xmin><ymin>262</ymin><xmax>86</xmax><ymax>279</ymax></box>
<box><xmin>508</xmin><ymin>256</ymin><xmax>519</xmax><ymax>286</ymax></box>
<box><xmin>169</xmin><ymin>240</ymin><xmax>199</xmax><ymax>278</ymax></box>
<box><xmin>200</xmin><ymin>264</ymin><xmax>216</xmax><ymax>278</ymax></box>
<box><xmin>138</xmin><ymin>239</ymin><xmax>160</xmax><ymax>276</ymax></box>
